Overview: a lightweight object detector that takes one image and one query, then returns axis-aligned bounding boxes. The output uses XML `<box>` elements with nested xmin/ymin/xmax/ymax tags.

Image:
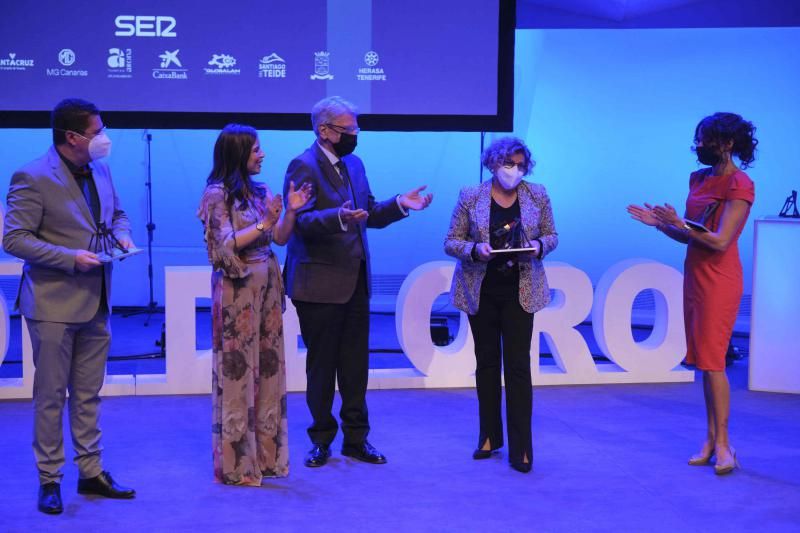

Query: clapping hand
<box><xmin>339</xmin><ymin>200</ymin><xmax>369</xmax><ymax>224</ymax></box>
<box><xmin>286</xmin><ymin>181</ymin><xmax>313</xmax><ymax>211</ymax></box>
<box><xmin>264</xmin><ymin>194</ymin><xmax>283</xmax><ymax>226</ymax></box>
<box><xmin>651</xmin><ymin>203</ymin><xmax>683</xmax><ymax>228</ymax></box>
<box><xmin>399</xmin><ymin>185</ymin><xmax>433</xmax><ymax>211</ymax></box>
<box><xmin>627</xmin><ymin>203</ymin><xmax>660</xmax><ymax>227</ymax></box>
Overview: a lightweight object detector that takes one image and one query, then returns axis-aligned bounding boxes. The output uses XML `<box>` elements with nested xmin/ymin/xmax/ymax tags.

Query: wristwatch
<box><xmin>256</xmin><ymin>221</ymin><xmax>265</xmax><ymax>232</ymax></box>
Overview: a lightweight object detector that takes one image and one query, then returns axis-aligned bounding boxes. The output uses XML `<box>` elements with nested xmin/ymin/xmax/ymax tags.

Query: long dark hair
<box><xmin>207</xmin><ymin>124</ymin><xmax>265</xmax><ymax>209</ymax></box>
<box><xmin>693</xmin><ymin>112</ymin><xmax>758</xmax><ymax>169</ymax></box>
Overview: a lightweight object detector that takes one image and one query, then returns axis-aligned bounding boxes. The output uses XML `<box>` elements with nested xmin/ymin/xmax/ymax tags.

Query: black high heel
<box><xmin>510</xmin><ymin>461</ymin><xmax>532</xmax><ymax>474</ymax></box>
<box><xmin>472</xmin><ymin>448</ymin><xmax>499</xmax><ymax>460</ymax></box>
<box><xmin>473</xmin><ymin>438</ymin><xmax>500</xmax><ymax>460</ymax></box>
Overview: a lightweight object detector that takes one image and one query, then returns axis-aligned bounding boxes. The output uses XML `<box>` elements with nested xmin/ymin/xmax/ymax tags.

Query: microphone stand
<box><xmin>123</xmin><ymin>130</ymin><xmax>161</xmax><ymax>327</ymax></box>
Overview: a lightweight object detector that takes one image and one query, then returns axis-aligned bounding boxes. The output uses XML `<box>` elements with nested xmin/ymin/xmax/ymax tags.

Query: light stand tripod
<box><xmin>123</xmin><ymin>130</ymin><xmax>161</xmax><ymax>326</ymax></box>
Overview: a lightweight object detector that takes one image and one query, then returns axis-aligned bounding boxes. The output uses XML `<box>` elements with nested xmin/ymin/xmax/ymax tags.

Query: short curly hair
<box><xmin>481</xmin><ymin>136</ymin><xmax>535</xmax><ymax>176</ymax></box>
<box><xmin>693</xmin><ymin>112</ymin><xmax>758</xmax><ymax>169</ymax></box>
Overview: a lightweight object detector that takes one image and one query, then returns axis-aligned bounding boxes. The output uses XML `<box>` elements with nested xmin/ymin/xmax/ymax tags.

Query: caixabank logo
<box><xmin>153</xmin><ymin>49</ymin><xmax>187</xmax><ymax>79</ymax></box>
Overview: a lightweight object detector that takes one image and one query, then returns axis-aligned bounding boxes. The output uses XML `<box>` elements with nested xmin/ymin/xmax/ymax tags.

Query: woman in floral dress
<box><xmin>198</xmin><ymin>124</ymin><xmax>312</xmax><ymax>486</ymax></box>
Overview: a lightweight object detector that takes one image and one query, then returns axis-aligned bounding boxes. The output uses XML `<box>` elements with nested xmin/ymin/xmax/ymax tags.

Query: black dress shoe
<box><xmin>341</xmin><ymin>440</ymin><xmax>387</xmax><ymax>464</ymax></box>
<box><xmin>304</xmin><ymin>444</ymin><xmax>331</xmax><ymax>467</ymax></box>
<box><xmin>510</xmin><ymin>462</ymin><xmax>532</xmax><ymax>474</ymax></box>
<box><xmin>77</xmin><ymin>471</ymin><xmax>136</xmax><ymax>499</ymax></box>
<box><xmin>38</xmin><ymin>482</ymin><xmax>63</xmax><ymax>514</ymax></box>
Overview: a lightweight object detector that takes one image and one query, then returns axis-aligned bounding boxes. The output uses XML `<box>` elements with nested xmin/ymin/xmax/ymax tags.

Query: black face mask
<box><xmin>332</xmin><ymin>132</ymin><xmax>357</xmax><ymax>157</ymax></box>
<box><xmin>695</xmin><ymin>145</ymin><xmax>721</xmax><ymax>166</ymax></box>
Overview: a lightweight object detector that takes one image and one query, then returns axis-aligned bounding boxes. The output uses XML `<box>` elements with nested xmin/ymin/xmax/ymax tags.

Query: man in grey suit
<box><xmin>3</xmin><ymin>98</ymin><xmax>136</xmax><ymax>514</ymax></box>
<box><xmin>283</xmin><ymin>96</ymin><xmax>433</xmax><ymax>468</ymax></box>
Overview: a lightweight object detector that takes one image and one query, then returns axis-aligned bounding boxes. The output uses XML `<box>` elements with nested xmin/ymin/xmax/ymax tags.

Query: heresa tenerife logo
<box><xmin>153</xmin><ymin>49</ymin><xmax>187</xmax><ymax>79</ymax></box>
<box><xmin>204</xmin><ymin>53</ymin><xmax>240</xmax><ymax>75</ymax></box>
<box><xmin>0</xmin><ymin>52</ymin><xmax>35</xmax><ymax>71</ymax></box>
<box><xmin>259</xmin><ymin>52</ymin><xmax>286</xmax><ymax>79</ymax></box>
<box><xmin>358</xmin><ymin>50</ymin><xmax>386</xmax><ymax>81</ymax></box>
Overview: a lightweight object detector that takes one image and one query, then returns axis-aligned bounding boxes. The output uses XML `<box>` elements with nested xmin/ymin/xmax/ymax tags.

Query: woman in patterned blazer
<box><xmin>444</xmin><ymin>136</ymin><xmax>558</xmax><ymax>473</ymax></box>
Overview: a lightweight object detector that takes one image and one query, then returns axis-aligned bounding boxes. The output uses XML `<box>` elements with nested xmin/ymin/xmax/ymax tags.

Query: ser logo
<box><xmin>115</xmin><ymin>16</ymin><xmax>176</xmax><ymax>37</ymax></box>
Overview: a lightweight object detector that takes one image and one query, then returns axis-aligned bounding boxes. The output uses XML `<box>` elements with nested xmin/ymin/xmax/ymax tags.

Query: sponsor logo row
<box><xmin>1</xmin><ymin>49</ymin><xmax>387</xmax><ymax>82</ymax></box>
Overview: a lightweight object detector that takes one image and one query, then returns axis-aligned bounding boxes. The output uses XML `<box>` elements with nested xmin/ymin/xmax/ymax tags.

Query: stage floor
<box><xmin>0</xmin><ymin>363</ymin><xmax>798</xmax><ymax>532</ymax></box>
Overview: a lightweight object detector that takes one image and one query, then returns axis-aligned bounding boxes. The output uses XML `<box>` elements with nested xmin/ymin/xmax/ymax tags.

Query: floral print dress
<box><xmin>198</xmin><ymin>183</ymin><xmax>288</xmax><ymax>486</ymax></box>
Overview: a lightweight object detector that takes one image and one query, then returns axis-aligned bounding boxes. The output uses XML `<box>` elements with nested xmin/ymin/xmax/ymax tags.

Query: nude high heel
<box><xmin>714</xmin><ymin>447</ymin><xmax>740</xmax><ymax>475</ymax></box>
<box><xmin>688</xmin><ymin>443</ymin><xmax>715</xmax><ymax>466</ymax></box>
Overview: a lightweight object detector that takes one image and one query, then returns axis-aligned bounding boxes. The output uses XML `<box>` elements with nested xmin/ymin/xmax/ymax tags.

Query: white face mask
<box><xmin>495</xmin><ymin>166</ymin><xmax>523</xmax><ymax>190</ymax></box>
<box><xmin>86</xmin><ymin>131</ymin><xmax>112</xmax><ymax>160</ymax></box>
<box><xmin>71</xmin><ymin>129</ymin><xmax>112</xmax><ymax>160</ymax></box>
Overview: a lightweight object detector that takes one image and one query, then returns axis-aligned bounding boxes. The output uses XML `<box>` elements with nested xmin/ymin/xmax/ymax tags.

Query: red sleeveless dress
<box><xmin>683</xmin><ymin>168</ymin><xmax>755</xmax><ymax>371</ymax></box>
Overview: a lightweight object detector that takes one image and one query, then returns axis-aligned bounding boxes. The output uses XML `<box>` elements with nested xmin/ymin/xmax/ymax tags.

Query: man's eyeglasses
<box><xmin>325</xmin><ymin>123</ymin><xmax>360</xmax><ymax>135</ymax></box>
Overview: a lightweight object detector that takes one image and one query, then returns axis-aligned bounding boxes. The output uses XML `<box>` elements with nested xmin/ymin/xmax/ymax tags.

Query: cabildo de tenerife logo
<box><xmin>107</xmin><ymin>48</ymin><xmax>132</xmax><ymax>79</ymax></box>
<box><xmin>47</xmin><ymin>48</ymin><xmax>88</xmax><ymax>77</ymax></box>
<box><xmin>0</xmin><ymin>52</ymin><xmax>34</xmax><ymax>71</ymax></box>
<box><xmin>204</xmin><ymin>53</ymin><xmax>240</xmax><ymax>75</ymax></box>
<box><xmin>259</xmin><ymin>53</ymin><xmax>285</xmax><ymax>79</ymax></box>
<box><xmin>357</xmin><ymin>50</ymin><xmax>386</xmax><ymax>81</ymax></box>
<box><xmin>153</xmin><ymin>49</ymin><xmax>187</xmax><ymax>79</ymax></box>
<box><xmin>310</xmin><ymin>51</ymin><xmax>333</xmax><ymax>80</ymax></box>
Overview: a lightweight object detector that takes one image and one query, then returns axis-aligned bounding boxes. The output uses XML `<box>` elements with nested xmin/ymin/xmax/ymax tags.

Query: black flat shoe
<box><xmin>304</xmin><ymin>444</ymin><xmax>331</xmax><ymax>467</ymax></box>
<box><xmin>472</xmin><ymin>448</ymin><xmax>499</xmax><ymax>460</ymax></box>
<box><xmin>77</xmin><ymin>471</ymin><xmax>136</xmax><ymax>499</ymax></box>
<box><xmin>38</xmin><ymin>482</ymin><xmax>63</xmax><ymax>514</ymax></box>
<box><xmin>341</xmin><ymin>440</ymin><xmax>387</xmax><ymax>464</ymax></box>
<box><xmin>510</xmin><ymin>462</ymin><xmax>532</xmax><ymax>474</ymax></box>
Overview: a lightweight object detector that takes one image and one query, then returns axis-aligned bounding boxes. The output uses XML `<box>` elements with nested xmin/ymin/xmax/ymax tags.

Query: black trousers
<box><xmin>293</xmin><ymin>262</ymin><xmax>370</xmax><ymax>447</ymax></box>
<box><xmin>467</xmin><ymin>287</ymin><xmax>534</xmax><ymax>464</ymax></box>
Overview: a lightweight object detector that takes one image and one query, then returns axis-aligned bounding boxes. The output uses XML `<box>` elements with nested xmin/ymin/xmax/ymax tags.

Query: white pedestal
<box><xmin>749</xmin><ymin>217</ymin><xmax>800</xmax><ymax>393</ymax></box>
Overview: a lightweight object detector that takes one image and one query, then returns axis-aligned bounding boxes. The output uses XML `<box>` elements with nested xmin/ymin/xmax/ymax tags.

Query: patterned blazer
<box><xmin>444</xmin><ymin>179</ymin><xmax>558</xmax><ymax>315</ymax></box>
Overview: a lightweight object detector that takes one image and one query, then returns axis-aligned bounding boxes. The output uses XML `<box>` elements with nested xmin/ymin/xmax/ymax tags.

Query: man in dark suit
<box><xmin>283</xmin><ymin>96</ymin><xmax>433</xmax><ymax>467</ymax></box>
<box><xmin>3</xmin><ymin>98</ymin><xmax>137</xmax><ymax>514</ymax></box>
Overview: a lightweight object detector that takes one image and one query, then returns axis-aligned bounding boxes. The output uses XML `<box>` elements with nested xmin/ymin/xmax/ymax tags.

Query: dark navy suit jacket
<box><xmin>282</xmin><ymin>142</ymin><xmax>406</xmax><ymax>304</ymax></box>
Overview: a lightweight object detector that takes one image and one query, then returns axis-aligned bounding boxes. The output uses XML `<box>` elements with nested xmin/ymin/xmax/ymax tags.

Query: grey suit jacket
<box><xmin>444</xmin><ymin>179</ymin><xmax>558</xmax><ymax>315</ymax></box>
<box><xmin>282</xmin><ymin>142</ymin><xmax>406</xmax><ymax>304</ymax></box>
<box><xmin>3</xmin><ymin>146</ymin><xmax>131</xmax><ymax>322</ymax></box>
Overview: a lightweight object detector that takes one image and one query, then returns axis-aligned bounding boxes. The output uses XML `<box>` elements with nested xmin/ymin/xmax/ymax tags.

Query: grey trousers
<box><xmin>27</xmin><ymin>305</ymin><xmax>110</xmax><ymax>484</ymax></box>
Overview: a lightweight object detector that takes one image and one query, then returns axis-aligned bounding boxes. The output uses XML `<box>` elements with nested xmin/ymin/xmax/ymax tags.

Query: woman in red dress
<box><xmin>628</xmin><ymin>112</ymin><xmax>757</xmax><ymax>475</ymax></box>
